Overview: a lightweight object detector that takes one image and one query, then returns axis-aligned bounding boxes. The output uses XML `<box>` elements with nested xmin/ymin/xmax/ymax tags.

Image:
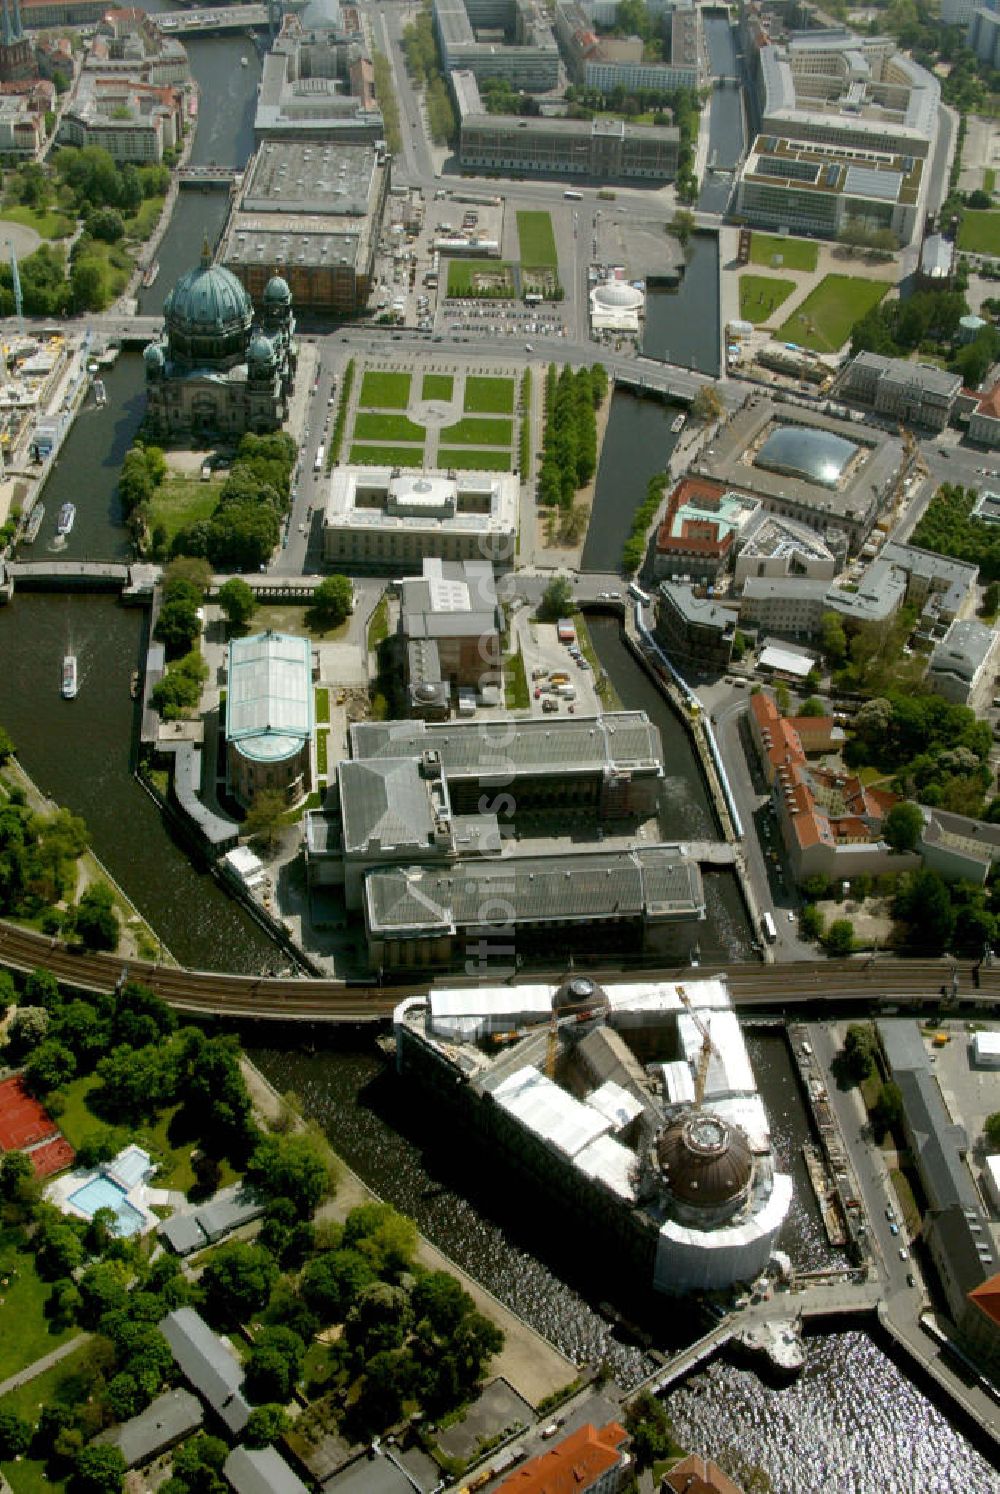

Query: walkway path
<box><xmin>0</xmin><ymin>1333</ymin><xmax>91</xmax><ymax>1401</ymax></box>
<box><xmin>239</xmin><ymin>1058</ymin><xmax>578</xmax><ymax>1408</ymax></box>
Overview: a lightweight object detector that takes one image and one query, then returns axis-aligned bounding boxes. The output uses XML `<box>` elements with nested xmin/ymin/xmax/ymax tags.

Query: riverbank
<box><xmin>239</xmin><ymin>1055</ymin><xmax>579</xmax><ymax>1408</ymax></box>
<box><xmin>1</xmin><ymin>754</ymin><xmax>174</xmax><ymax>965</ymax></box>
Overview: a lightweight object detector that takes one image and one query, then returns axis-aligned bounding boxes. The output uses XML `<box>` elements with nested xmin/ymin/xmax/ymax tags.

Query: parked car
<box><xmin>889</xmin><ymin>1222</ymin><xmax>899</xmax><ymax>1236</ymax></box>
<box><xmin>542</xmin><ymin>698</ymin><xmax>559</xmax><ymax>713</ymax></box>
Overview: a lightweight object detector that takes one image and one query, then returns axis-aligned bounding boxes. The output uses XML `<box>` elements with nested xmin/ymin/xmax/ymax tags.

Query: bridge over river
<box><xmin>1</xmin><ymin>921</ymin><xmax>996</xmax><ymax>1023</ymax></box>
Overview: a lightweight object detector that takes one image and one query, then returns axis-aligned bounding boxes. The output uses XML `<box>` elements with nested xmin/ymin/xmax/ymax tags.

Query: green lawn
<box><xmin>749</xmin><ymin>232</ymin><xmax>818</xmax><ymax>271</ymax></box>
<box><xmin>958</xmin><ymin>210</ymin><xmax>1000</xmax><ymax>254</ymax></box>
<box><xmin>739</xmin><ymin>274</ymin><xmax>796</xmax><ymax>324</ymax></box>
<box><xmin>0</xmin><ymin>205</ymin><xmax>74</xmax><ymax>240</ymax></box>
<box><xmin>504</xmin><ymin>644</ymin><xmax>528</xmax><ymax>710</ymax></box>
<box><xmin>0</xmin><ymin>1341</ymin><xmax>94</xmax><ymax>1492</ymax></box>
<box><xmin>438</xmin><ymin>448</ymin><xmax>512</xmax><ymax>471</ymax></box>
<box><xmin>516</xmin><ymin>209</ymin><xmax>558</xmax><ymax>269</ymax></box>
<box><xmin>0</xmin><ymin>1231</ymin><xmax>75</xmax><ymax>1381</ymax></box>
<box><xmin>349</xmin><ymin>443</ymin><xmax>424</xmax><ymax>465</ymax></box>
<box><xmin>421</xmin><ymin>373</ymin><xmax>454</xmax><ymax>400</ymax></box>
<box><xmin>125</xmin><ymin>194</ymin><xmax>165</xmax><ymax>240</ymax></box>
<box><xmin>352</xmin><ymin>412</ymin><xmax>425</xmax><ymax>442</ymax></box>
<box><xmin>446</xmin><ymin>258</ymin><xmax>514</xmax><ymax>297</ymax></box>
<box><xmin>316</xmin><ymin>729</ymin><xmax>329</xmax><ymax>777</ymax></box>
<box><xmin>440</xmin><ymin>416</ymin><xmax>513</xmax><ymax>446</ymax></box>
<box><xmin>358</xmin><ymin>371</ymin><xmax>412</xmax><ymax>409</ymax></box>
<box><xmin>779</xmin><ymin>274</ymin><xmax>891</xmax><ymax>352</ymax></box>
<box><xmin>1</xmin><ymin>1457</ymin><xmax>64</xmax><ymax>1493</ymax></box>
<box><xmin>463</xmin><ymin>376</ymin><xmax>515</xmax><ymax>415</ymax></box>
<box><xmin>315</xmin><ymin>686</ymin><xmax>330</xmax><ymax>724</ymax></box>
<box><xmin>148</xmin><ymin>476</ymin><xmax>221</xmax><ymax>547</ymax></box>
<box><xmin>56</xmin><ymin>1075</ymin><xmax>236</xmax><ymax>1197</ymax></box>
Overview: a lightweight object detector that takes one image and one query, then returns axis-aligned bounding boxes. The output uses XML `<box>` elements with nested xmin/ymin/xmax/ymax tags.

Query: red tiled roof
<box><xmin>496</xmin><ymin>1422</ymin><xmax>629</xmax><ymax>1493</ymax></box>
<box><xmin>976</xmin><ymin>381</ymin><xmax>1000</xmax><ymax>420</ymax></box>
<box><xmin>969</xmin><ymin>1273</ymin><xmax>1000</xmax><ymax>1328</ymax></box>
<box><xmin>664</xmin><ymin>1454</ymin><xmax>745</xmax><ymax>1494</ymax></box>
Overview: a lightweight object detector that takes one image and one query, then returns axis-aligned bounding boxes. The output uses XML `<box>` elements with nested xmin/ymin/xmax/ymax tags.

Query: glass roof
<box><xmin>756</xmin><ymin>426</ymin><xmax>858</xmax><ymax>488</ymax></box>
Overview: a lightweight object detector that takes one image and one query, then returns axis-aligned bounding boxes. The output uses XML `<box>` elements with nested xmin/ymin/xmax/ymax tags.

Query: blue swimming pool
<box><xmin>67</xmin><ymin>1176</ymin><xmax>145</xmax><ymax>1236</ymax></box>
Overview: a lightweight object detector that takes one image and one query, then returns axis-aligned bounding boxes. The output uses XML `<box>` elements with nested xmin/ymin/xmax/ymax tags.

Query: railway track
<box><xmin>1</xmin><ymin>922</ymin><xmax>997</xmax><ymax>1022</ymax></box>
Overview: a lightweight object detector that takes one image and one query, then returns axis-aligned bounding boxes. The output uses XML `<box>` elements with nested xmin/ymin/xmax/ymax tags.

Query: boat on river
<box><xmin>241</xmin><ymin>55</ymin><xmax>248</xmax><ymax>66</ymax></box>
<box><xmin>671</xmin><ymin>413</ymin><xmax>687</xmax><ymax>434</ymax></box>
<box><xmin>141</xmin><ymin>261</ymin><xmax>159</xmax><ymax>289</ymax></box>
<box><xmin>130</xmin><ymin>669</ymin><xmax>140</xmax><ymax>699</ymax></box>
<box><xmin>23</xmin><ymin>504</ymin><xmax>44</xmax><ymax>543</ymax></box>
<box><xmin>56</xmin><ymin>502</ymin><xmax>75</xmax><ymax>536</ymax></box>
<box><xmin>61</xmin><ymin>655</ymin><xmax>78</xmax><ymax>699</ymax></box>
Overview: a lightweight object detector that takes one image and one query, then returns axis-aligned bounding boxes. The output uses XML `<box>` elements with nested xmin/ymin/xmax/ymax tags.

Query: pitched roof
<box><xmin>968</xmin><ymin>1272</ymin><xmax>1000</xmax><ymax>1328</ymax></box>
<box><xmin>663</xmin><ymin>1453</ymin><xmax>746</xmax><ymax>1494</ymax></box>
<box><xmin>223</xmin><ymin>1445</ymin><xmax>310</xmax><ymax>1494</ymax></box>
<box><xmin>494</xmin><ymin>1422</ymin><xmax>629</xmax><ymax>1492</ymax></box>
<box><xmin>94</xmin><ymin>1388</ymin><xmax>203</xmax><ymax>1469</ymax></box>
<box><xmin>158</xmin><ymin>1308</ymin><xmax>251</xmax><ymax>1436</ymax></box>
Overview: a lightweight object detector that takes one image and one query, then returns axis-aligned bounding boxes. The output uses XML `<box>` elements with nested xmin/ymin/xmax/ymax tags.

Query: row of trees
<box><xmin>910</xmin><ymin>483</ymin><xmax>1000</xmax><ymax>585</ymax></box>
<box><xmin>168</xmin><ymin>434</ymin><xmax>296</xmax><ymax>572</ymax></box>
<box><xmin>850</xmin><ymin>288</ymin><xmax>1000</xmax><ymax>387</ymax></box>
<box><xmin>537</xmin><ymin>363</ymin><xmax>608</xmax><ymax>510</ymax></box>
<box><xmin>400</xmin><ymin>4</ymin><xmax>456</xmax><ymax>144</ymax></box>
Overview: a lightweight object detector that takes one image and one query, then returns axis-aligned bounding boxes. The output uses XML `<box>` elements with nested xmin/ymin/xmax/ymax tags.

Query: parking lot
<box><xmin>515</xmin><ymin>614</ymin><xmax>603</xmax><ymax>717</ymax></box>
<box><xmin>441</xmin><ymin>298</ymin><xmax>568</xmax><ymax>345</ymax></box>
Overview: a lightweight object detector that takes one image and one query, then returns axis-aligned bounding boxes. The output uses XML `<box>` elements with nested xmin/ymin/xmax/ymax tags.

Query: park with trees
<box><xmin>0</xmin><ymin>963</ymin><xmax>506</xmax><ymax>1492</ymax></box>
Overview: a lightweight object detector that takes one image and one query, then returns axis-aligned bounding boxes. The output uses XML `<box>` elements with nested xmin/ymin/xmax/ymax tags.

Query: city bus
<box><xmin>314</xmin><ymin>444</ymin><xmax>325</xmax><ymax>474</ymax></box>
<box><xmin>563</xmin><ymin>189</ymin><xmax>582</xmax><ymax>200</ymax></box>
<box><xmin>761</xmin><ymin>911</ymin><xmax>777</xmax><ymax>944</ymax></box>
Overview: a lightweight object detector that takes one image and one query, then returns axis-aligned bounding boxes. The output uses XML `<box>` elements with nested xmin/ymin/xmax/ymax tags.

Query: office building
<box><xmin>655</xmin><ymin>581</ymin><xmax>735</xmax><ymax>672</ymax></box>
<box><xmin>926</xmin><ymin>618</ymin><xmax>998</xmax><ymax>706</ymax></box>
<box><xmin>733</xmin><ymin>510</ymin><xmax>837</xmax><ymax>589</ymax></box>
<box><xmin>322</xmin><ymin>466</ymin><xmax>519</xmax><ymax>573</ymax></box>
<box><xmin>555</xmin><ymin>1</ymin><xmax>705</xmax><ymax>91</ymax></box>
<box><xmin>219</xmin><ymin>138</ymin><xmax>389</xmax><ymax>313</ymax></box>
<box><xmin>459</xmin><ymin>107</ymin><xmax>678</xmax><ymax>180</ymax></box>
<box><xmin>398</xmin><ymin>557</ymin><xmax>502</xmax><ymax>715</ymax></box>
<box><xmin>433</xmin><ymin>0</ymin><xmax>560</xmax><ymax>89</ymax></box>
<box><xmin>253</xmin><ymin>13</ymin><xmax>384</xmax><ymax>144</ymax></box>
<box><xmin>495</xmin><ymin>1422</ymin><xmax>632</xmax><ymax>1492</ymax></box>
<box><xmin>59</xmin><ymin>72</ymin><xmax>182</xmax><ymax>161</ymax></box>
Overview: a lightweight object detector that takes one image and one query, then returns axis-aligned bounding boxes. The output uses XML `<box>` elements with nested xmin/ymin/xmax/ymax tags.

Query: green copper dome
<box><xmin>162</xmin><ymin>239</ymin><xmax>253</xmax><ymax>370</ymax></box>
<box><xmin>263</xmin><ymin>274</ymin><xmax>291</xmax><ymax>304</ymax></box>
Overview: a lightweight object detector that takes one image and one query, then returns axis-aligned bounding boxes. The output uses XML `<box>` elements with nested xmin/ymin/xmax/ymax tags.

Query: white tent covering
<box><xmin>223</xmin><ymin>846</ymin><xmax>267</xmax><ymax>890</ymax></box>
<box><xmin>677</xmin><ymin>1009</ymin><xmax>755</xmax><ymax>1099</ymax></box>
<box><xmin>658</xmin><ymin>1060</ymin><xmax>696</xmax><ymax>1107</ymax></box>
<box><xmin>574</xmin><ymin>1133</ymin><xmax>636</xmax><ymax>1200</ymax></box>
<box><xmin>973</xmin><ymin>1030</ymin><xmax>1000</xmax><ymax>1067</ymax></box>
<box><xmin>428</xmin><ymin>985</ymin><xmax>552</xmax><ymax>1041</ymax></box>
<box><xmin>708</xmin><ymin>1095</ymin><xmax>771</xmax><ymax>1154</ymax></box>
<box><xmin>585</xmin><ymin>1079</ymin><xmax>644</xmax><ymax>1132</ymax></box>
<box><xmin>653</xmin><ymin>1174</ymin><xmax>794</xmax><ymax>1294</ymax></box>
<box><xmin>493</xmin><ymin>1066</ymin><xmax>612</xmax><ymax>1159</ymax></box>
<box><xmin>606</xmin><ymin>977</ymin><xmax>732</xmax><ymax>1027</ymax></box>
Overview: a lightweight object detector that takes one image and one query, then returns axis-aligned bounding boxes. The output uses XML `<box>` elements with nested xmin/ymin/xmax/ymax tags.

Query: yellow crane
<box><xmin>676</xmin><ymin>984</ymin><xmax>720</xmax><ymax>1108</ymax></box>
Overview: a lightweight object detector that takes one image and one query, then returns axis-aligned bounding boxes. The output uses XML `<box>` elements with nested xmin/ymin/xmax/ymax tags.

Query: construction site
<box><xmin>394</xmin><ymin>975</ymin><xmax>792</xmax><ymax>1299</ymax></box>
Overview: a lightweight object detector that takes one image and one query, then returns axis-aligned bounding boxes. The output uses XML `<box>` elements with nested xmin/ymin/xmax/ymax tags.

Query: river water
<box><xmin>1</xmin><ymin>27</ymin><xmax>997</xmax><ymax>1489</ymax></box>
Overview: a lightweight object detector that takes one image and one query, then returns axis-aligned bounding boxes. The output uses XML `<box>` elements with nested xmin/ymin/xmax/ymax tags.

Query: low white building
<box><xmin>589</xmin><ymin>279</ymin><xmax>644</xmax><ymax>335</ymax></box>
<box><xmin>973</xmin><ymin>1031</ymin><xmax>1000</xmax><ymax>1069</ymax></box>
<box><xmin>927</xmin><ymin>618</ymin><xmax>998</xmax><ymax>706</ymax></box>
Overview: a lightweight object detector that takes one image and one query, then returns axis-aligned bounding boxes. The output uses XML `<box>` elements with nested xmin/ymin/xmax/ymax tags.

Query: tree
<box><xmin>217</xmin><ymin>577</ymin><xmax>256</xmax><ymax>629</ymax></box>
<box><xmin>154</xmin><ymin>596</ymin><xmax>201</xmax><ymax>659</ymax></box>
<box><xmin>87</xmin><ymin>207</ymin><xmax>124</xmax><ymax>243</ymax></box>
<box><xmin>342</xmin><ymin>1202</ymin><xmax>417</xmax><ymax>1278</ymax></box>
<box><xmin>245</xmin><ymin>1326</ymin><xmax>304</xmax><ymax>1403</ymax></box>
<box><xmin>243</xmin><ymin>790</ymin><xmax>286</xmax><ymax>848</ymax></box>
<box><xmin>0</xmin><ymin>1409</ymin><xmax>31</xmax><ymax>1459</ymax></box>
<box><xmin>799</xmin><ymin>903</ymin><xmax>824</xmax><ymax>940</ymax></box>
<box><xmin>623</xmin><ymin>1390</ymin><xmax>682</xmax><ymax>1470</ymax></box>
<box><xmin>824</xmin><ymin>919</ymin><xmax>855</xmax><ymax>956</ymax></box>
<box><xmin>247</xmin><ymin>1133</ymin><xmax>333</xmax><ymax>1215</ymax></box>
<box><xmin>171</xmin><ymin>1433</ymin><xmax>228</xmax><ymax>1492</ymax></box>
<box><xmin>308</xmin><ymin>574</ymin><xmax>353</xmax><ymax>630</ymax></box>
<box><xmin>5</xmin><ymin>1004</ymin><xmax>49</xmax><ymax>1059</ymax></box>
<box><xmin>670</xmin><ymin>208</ymin><xmax>696</xmax><ymax>246</ymax></box>
<box><xmin>344</xmin><ymin>1282</ymin><xmax>412</xmax><ymax>1359</ymax></box>
<box><xmin>894</xmin><ymin>869</ymin><xmax>956</xmax><ymax>953</ymax></box>
<box><xmin>301</xmin><ymin>1248</ymin><xmax>375</xmax><ymax>1323</ymax></box>
<box><xmin>78</xmin><ymin>1260</ymin><xmax>129</xmax><ymax>1328</ymax></box>
<box><xmin>882</xmin><ymin>801</ymin><xmax>924</xmax><ymax>853</ymax></box>
<box><xmin>820</xmin><ymin>611</ymin><xmax>847</xmax><ymax>664</ymax></box>
<box><xmin>837</xmin><ymin>218</ymin><xmax>871</xmax><ymax>255</ymax></box>
<box><xmin>872</xmin><ymin>1080</ymin><xmax>903</xmax><ymax>1140</ymax></box>
<box><xmin>985</xmin><ymin>1112</ymin><xmax>1000</xmax><ymax>1148</ymax></box>
<box><xmin>798</xmin><ymin>697</ymin><xmax>826</xmax><ymax>718</ymax></box>
<box><xmin>23</xmin><ymin>1037</ymin><xmax>76</xmax><ymax>1094</ymax></box>
<box><xmin>689</xmin><ymin>386</ymin><xmax>722</xmax><ymax>424</ymax></box>
<box><xmin>774</xmin><ymin>681</ymin><xmax>791</xmax><ymax>714</ymax></box>
<box><xmin>244</xmin><ymin>1405</ymin><xmax>290</xmax><ymax>1449</ymax></box>
<box><xmin>842</xmin><ymin>1023</ymin><xmax>876</xmax><ymax>1081</ymax></box>
<box><xmin>201</xmin><ymin>1241</ymin><xmax>278</xmax><ymax>1325</ymax></box>
<box><xmin>537</xmin><ymin>575</ymin><xmax>574</xmax><ymax>621</ymax></box>
<box><xmin>74</xmin><ymin>881</ymin><xmax>120</xmax><ymax>951</ymax></box>
<box><xmin>0</xmin><ymin>726</ymin><xmax>14</xmax><ymax>763</ymax></box>
<box><xmin>71</xmin><ymin>1443</ymin><xmax>126</xmax><ymax>1494</ymax></box>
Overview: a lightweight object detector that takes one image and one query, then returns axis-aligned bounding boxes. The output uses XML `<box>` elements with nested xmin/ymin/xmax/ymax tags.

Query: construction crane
<box><xmin>676</xmin><ymin>984</ymin><xmax>720</xmax><ymax>1109</ymax></box>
